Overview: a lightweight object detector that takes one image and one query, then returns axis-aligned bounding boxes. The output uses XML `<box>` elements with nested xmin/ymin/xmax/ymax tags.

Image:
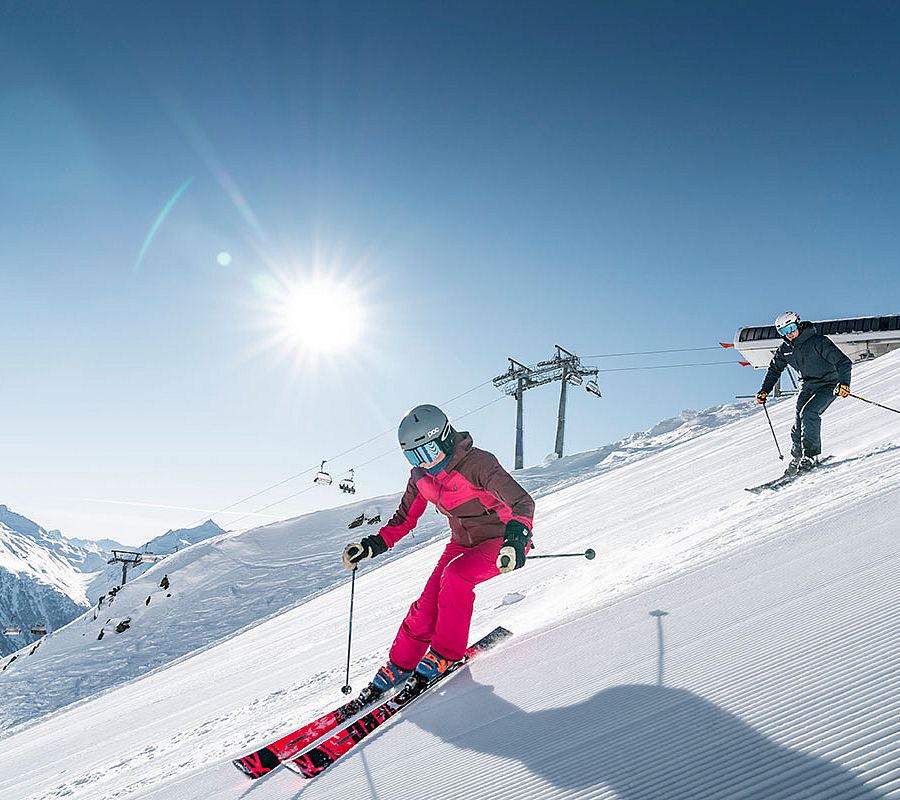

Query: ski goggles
<box><xmin>777</xmin><ymin>321</ymin><xmax>799</xmax><ymax>337</ymax></box>
<box><xmin>403</xmin><ymin>439</ymin><xmax>446</xmax><ymax>467</ymax></box>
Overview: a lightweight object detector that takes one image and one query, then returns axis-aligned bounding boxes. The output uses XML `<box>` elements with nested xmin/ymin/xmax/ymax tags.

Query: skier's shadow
<box><xmin>411</xmin><ymin>671</ymin><xmax>884</xmax><ymax>799</ymax></box>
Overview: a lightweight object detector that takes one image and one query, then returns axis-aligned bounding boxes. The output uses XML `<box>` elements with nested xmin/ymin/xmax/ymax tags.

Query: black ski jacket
<box><xmin>760</xmin><ymin>322</ymin><xmax>852</xmax><ymax>394</ymax></box>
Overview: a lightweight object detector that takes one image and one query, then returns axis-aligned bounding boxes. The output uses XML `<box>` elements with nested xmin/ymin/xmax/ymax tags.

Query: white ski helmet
<box><xmin>775</xmin><ymin>311</ymin><xmax>801</xmax><ymax>336</ymax></box>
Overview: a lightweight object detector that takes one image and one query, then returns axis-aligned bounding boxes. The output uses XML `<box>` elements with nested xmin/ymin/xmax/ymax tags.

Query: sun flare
<box><xmin>275</xmin><ymin>277</ymin><xmax>366</xmax><ymax>355</ymax></box>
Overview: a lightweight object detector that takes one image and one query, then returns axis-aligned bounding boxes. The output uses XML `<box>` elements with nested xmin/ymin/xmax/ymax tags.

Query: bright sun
<box><xmin>276</xmin><ymin>277</ymin><xmax>366</xmax><ymax>354</ymax></box>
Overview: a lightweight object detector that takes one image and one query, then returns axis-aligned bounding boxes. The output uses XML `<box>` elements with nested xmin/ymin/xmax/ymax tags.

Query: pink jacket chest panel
<box><xmin>414</xmin><ymin>472</ymin><xmax>511</xmax><ymax>522</ymax></box>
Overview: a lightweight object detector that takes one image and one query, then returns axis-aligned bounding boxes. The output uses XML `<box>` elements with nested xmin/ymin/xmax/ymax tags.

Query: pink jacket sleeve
<box><xmin>378</xmin><ymin>475</ymin><xmax>429</xmax><ymax>548</ymax></box>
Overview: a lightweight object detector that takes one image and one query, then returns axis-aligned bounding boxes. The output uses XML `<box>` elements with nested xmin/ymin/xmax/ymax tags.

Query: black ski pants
<box><xmin>791</xmin><ymin>385</ymin><xmax>836</xmax><ymax>459</ymax></box>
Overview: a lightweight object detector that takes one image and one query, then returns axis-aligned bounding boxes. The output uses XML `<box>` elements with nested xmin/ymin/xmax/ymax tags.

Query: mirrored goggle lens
<box><xmin>403</xmin><ymin>440</ymin><xmax>443</xmax><ymax>466</ymax></box>
<box><xmin>777</xmin><ymin>322</ymin><xmax>799</xmax><ymax>336</ymax></box>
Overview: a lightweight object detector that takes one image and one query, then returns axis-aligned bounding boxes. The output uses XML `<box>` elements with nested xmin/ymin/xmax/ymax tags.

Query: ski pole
<box><xmin>761</xmin><ymin>403</ymin><xmax>784</xmax><ymax>461</ymax></box>
<box><xmin>848</xmin><ymin>392</ymin><xmax>900</xmax><ymax>415</ymax></box>
<box><xmin>527</xmin><ymin>548</ymin><xmax>596</xmax><ymax>561</ymax></box>
<box><xmin>341</xmin><ymin>568</ymin><xmax>357</xmax><ymax>695</ymax></box>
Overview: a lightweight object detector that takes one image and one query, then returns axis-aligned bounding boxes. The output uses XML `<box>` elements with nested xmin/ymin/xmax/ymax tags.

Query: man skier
<box><xmin>342</xmin><ymin>404</ymin><xmax>534</xmax><ymax>697</ymax></box>
<box><xmin>756</xmin><ymin>311</ymin><xmax>852</xmax><ymax>473</ymax></box>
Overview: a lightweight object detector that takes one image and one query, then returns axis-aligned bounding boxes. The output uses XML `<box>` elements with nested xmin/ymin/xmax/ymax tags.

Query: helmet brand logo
<box><xmin>427</xmin><ymin>426</ymin><xmax>441</xmax><ymax>437</ymax></box>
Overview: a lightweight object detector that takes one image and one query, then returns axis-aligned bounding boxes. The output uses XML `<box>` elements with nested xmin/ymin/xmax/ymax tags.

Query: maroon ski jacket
<box><xmin>378</xmin><ymin>431</ymin><xmax>535</xmax><ymax>549</ymax></box>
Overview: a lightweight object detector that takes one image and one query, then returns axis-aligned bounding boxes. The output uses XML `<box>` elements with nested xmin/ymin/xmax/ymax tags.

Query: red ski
<box><xmin>233</xmin><ymin>688</ymin><xmax>381</xmax><ymax>778</ymax></box>
<box><xmin>284</xmin><ymin>626</ymin><xmax>512</xmax><ymax>779</ymax></box>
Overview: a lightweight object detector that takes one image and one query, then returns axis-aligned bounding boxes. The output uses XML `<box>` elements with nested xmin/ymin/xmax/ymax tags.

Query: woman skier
<box><xmin>342</xmin><ymin>403</ymin><xmax>534</xmax><ymax>697</ymax></box>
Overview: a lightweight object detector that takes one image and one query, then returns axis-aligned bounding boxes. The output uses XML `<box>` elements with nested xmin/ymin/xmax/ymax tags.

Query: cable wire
<box><xmin>193</xmin><ymin>383</ymin><xmax>503</xmax><ymax>530</ymax></box>
<box><xmin>583</xmin><ymin>346</ymin><xmax>723</xmax><ymax>358</ymax></box>
<box><xmin>191</xmin><ymin>349</ymin><xmax>739</xmax><ymax>530</ymax></box>
<box><xmin>596</xmin><ymin>361</ymin><xmax>735</xmax><ymax>373</ymax></box>
<box><xmin>224</xmin><ymin>395</ymin><xmax>508</xmax><ymax>530</ymax></box>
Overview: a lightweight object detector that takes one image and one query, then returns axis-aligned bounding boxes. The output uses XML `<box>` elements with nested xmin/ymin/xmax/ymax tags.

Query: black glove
<box><xmin>342</xmin><ymin>534</ymin><xmax>388</xmax><ymax>571</ymax></box>
<box><xmin>496</xmin><ymin>520</ymin><xmax>531</xmax><ymax>574</ymax></box>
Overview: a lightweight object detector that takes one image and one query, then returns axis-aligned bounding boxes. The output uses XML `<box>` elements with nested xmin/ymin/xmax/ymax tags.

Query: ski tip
<box><xmin>233</xmin><ymin>758</ymin><xmax>267</xmax><ymax>779</ymax></box>
<box><xmin>282</xmin><ymin>759</ymin><xmax>303</xmax><ymax>776</ymax></box>
<box><xmin>232</xmin><ymin>747</ymin><xmax>280</xmax><ymax>779</ymax></box>
<box><xmin>284</xmin><ymin>756</ymin><xmax>320</xmax><ymax>779</ymax></box>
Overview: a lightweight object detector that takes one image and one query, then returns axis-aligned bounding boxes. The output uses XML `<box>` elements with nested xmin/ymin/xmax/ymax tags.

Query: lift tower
<box><xmin>493</xmin><ymin>345</ymin><xmax>600</xmax><ymax>468</ymax></box>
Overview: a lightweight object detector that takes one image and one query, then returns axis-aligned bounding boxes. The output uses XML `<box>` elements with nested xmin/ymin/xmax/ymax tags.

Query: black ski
<box><xmin>746</xmin><ymin>455</ymin><xmax>834</xmax><ymax>494</ymax></box>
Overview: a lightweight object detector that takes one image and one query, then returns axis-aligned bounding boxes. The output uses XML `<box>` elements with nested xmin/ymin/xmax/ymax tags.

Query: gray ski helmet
<box><xmin>398</xmin><ymin>404</ymin><xmax>454</xmax><ymax>454</ymax></box>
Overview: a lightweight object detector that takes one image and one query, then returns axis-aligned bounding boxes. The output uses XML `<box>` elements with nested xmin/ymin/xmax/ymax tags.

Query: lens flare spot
<box><xmin>217</xmin><ymin>251</ymin><xmax>232</xmax><ymax>266</ymax></box>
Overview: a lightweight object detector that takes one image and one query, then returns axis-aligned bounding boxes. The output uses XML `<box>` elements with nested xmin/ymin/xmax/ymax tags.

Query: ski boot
<box><xmin>414</xmin><ymin>648</ymin><xmax>453</xmax><ymax>681</ymax></box>
<box><xmin>396</xmin><ymin>648</ymin><xmax>454</xmax><ymax>701</ymax></box>
<box><xmin>355</xmin><ymin>659</ymin><xmax>413</xmax><ymax>706</ymax></box>
<box><xmin>797</xmin><ymin>455</ymin><xmax>820</xmax><ymax>472</ymax></box>
<box><xmin>784</xmin><ymin>456</ymin><xmax>802</xmax><ymax>476</ymax></box>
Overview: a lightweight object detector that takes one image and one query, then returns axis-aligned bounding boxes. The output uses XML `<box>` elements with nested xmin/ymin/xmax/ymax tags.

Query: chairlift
<box><xmin>3</xmin><ymin>626</ymin><xmax>21</xmax><ymax>636</ymax></box>
<box><xmin>566</xmin><ymin>372</ymin><xmax>584</xmax><ymax>386</ymax></box>
<box><xmin>585</xmin><ymin>380</ymin><xmax>602</xmax><ymax>398</ymax></box>
<box><xmin>339</xmin><ymin>469</ymin><xmax>356</xmax><ymax>494</ymax></box>
<box><xmin>30</xmin><ymin>624</ymin><xmax>47</xmax><ymax>636</ymax></box>
<box><xmin>313</xmin><ymin>461</ymin><xmax>333</xmax><ymax>487</ymax></box>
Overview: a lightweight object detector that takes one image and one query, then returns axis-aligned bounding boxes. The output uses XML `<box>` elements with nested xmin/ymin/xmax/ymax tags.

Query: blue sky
<box><xmin>2</xmin><ymin>1</ymin><xmax>899</xmax><ymax>545</ymax></box>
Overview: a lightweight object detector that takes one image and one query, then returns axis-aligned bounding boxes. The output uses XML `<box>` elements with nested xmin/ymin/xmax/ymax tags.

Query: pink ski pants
<box><xmin>388</xmin><ymin>538</ymin><xmax>505</xmax><ymax>665</ymax></box>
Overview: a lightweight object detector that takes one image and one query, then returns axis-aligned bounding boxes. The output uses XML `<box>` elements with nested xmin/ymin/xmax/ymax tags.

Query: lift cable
<box><xmin>223</xmin><ymin>395</ymin><xmax>506</xmax><ymax>530</ymax></box>
<box><xmin>190</xmin><ymin>352</ymin><xmax>737</xmax><ymax>530</ymax></box>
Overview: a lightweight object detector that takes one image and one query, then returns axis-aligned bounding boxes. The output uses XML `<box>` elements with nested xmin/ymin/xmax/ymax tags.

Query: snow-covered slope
<box><xmin>0</xmin><ymin>406</ymin><xmax>756</xmax><ymax>730</ymax></box>
<box><xmin>0</xmin><ymin>511</ymin><xmax>225</xmax><ymax>661</ymax></box>
<box><xmin>2</xmin><ymin>351</ymin><xmax>899</xmax><ymax>799</ymax></box>
<box><xmin>81</xmin><ymin>520</ymin><xmax>227</xmax><ymax>603</ymax></box>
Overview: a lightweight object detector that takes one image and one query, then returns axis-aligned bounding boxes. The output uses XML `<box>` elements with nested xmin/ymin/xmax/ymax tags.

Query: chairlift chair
<box><xmin>31</xmin><ymin>624</ymin><xmax>47</xmax><ymax>636</ymax></box>
<box><xmin>339</xmin><ymin>469</ymin><xmax>356</xmax><ymax>494</ymax></box>
<box><xmin>314</xmin><ymin>461</ymin><xmax>333</xmax><ymax>486</ymax></box>
<box><xmin>566</xmin><ymin>372</ymin><xmax>584</xmax><ymax>386</ymax></box>
<box><xmin>585</xmin><ymin>380</ymin><xmax>602</xmax><ymax>398</ymax></box>
<box><xmin>3</xmin><ymin>626</ymin><xmax>21</xmax><ymax>636</ymax></box>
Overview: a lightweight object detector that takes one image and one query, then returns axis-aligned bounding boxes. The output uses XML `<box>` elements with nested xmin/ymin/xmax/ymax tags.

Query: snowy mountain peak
<box><xmin>0</xmin><ymin>505</ymin><xmax>45</xmax><ymax>540</ymax></box>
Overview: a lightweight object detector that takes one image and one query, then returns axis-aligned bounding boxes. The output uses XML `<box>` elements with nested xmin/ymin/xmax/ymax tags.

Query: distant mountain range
<box><xmin>0</xmin><ymin>504</ymin><xmax>224</xmax><ymax>657</ymax></box>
